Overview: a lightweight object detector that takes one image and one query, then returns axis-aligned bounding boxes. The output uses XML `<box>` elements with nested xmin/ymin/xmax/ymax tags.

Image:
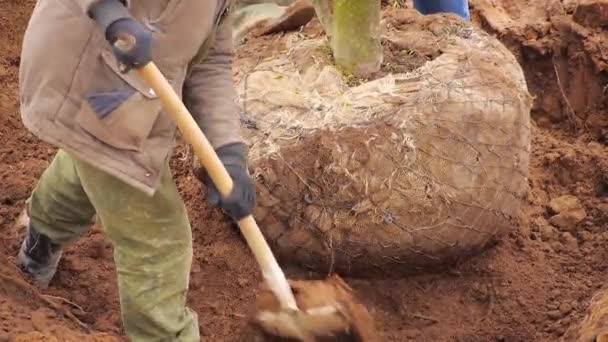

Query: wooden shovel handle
<box><xmin>137</xmin><ymin>63</ymin><xmax>298</xmax><ymax>311</ymax></box>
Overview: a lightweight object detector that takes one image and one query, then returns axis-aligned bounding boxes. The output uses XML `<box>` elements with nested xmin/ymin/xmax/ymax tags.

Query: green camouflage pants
<box><xmin>27</xmin><ymin>150</ymin><xmax>199</xmax><ymax>341</ymax></box>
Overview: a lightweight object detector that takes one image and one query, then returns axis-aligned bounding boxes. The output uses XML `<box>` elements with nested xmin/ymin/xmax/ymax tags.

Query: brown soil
<box><xmin>470</xmin><ymin>0</ymin><xmax>608</xmax><ymax>139</ymax></box>
<box><xmin>1</xmin><ymin>1</ymin><xmax>607</xmax><ymax>342</ymax></box>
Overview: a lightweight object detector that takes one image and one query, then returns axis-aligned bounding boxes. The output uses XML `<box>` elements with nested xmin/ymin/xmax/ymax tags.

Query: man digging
<box><xmin>13</xmin><ymin>0</ymin><xmax>477</xmax><ymax>340</ymax></box>
<box><xmin>16</xmin><ymin>0</ymin><xmax>255</xmax><ymax>340</ymax></box>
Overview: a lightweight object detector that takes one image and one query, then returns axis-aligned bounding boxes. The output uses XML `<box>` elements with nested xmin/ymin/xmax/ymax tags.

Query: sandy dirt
<box><xmin>1</xmin><ymin>0</ymin><xmax>607</xmax><ymax>341</ymax></box>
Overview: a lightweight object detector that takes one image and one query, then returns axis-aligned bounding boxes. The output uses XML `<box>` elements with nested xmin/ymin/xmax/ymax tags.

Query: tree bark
<box><xmin>312</xmin><ymin>0</ymin><xmax>382</xmax><ymax>78</ymax></box>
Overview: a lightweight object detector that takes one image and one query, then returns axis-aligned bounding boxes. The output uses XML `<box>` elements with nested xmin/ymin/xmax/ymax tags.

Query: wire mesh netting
<box><xmin>235</xmin><ymin>13</ymin><xmax>532</xmax><ymax>277</ymax></box>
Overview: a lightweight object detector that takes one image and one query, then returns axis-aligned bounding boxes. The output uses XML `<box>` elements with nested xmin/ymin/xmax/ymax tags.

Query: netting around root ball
<box><xmin>237</xmin><ymin>11</ymin><xmax>532</xmax><ymax>277</ymax></box>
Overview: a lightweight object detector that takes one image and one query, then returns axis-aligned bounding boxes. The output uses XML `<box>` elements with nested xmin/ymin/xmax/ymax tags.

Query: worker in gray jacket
<box><xmin>17</xmin><ymin>0</ymin><xmax>255</xmax><ymax>340</ymax></box>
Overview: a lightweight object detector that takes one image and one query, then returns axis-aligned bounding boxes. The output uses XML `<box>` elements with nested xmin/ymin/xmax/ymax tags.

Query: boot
<box><xmin>17</xmin><ymin>224</ymin><xmax>63</xmax><ymax>288</ymax></box>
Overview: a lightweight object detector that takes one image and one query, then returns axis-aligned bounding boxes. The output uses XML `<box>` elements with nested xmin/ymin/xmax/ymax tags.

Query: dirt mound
<box><xmin>0</xmin><ymin>0</ymin><xmax>607</xmax><ymax>341</ymax></box>
<box><xmin>0</xmin><ymin>252</ymin><xmax>115</xmax><ymax>341</ymax></box>
<box><xmin>470</xmin><ymin>0</ymin><xmax>608</xmax><ymax>140</ymax></box>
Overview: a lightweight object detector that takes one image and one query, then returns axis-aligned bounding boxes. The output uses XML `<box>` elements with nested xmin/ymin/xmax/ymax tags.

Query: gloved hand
<box><xmin>89</xmin><ymin>0</ymin><xmax>152</xmax><ymax>71</ymax></box>
<box><xmin>193</xmin><ymin>143</ymin><xmax>257</xmax><ymax>221</ymax></box>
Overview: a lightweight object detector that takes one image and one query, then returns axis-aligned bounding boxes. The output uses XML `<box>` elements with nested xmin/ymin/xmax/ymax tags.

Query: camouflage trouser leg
<box><xmin>27</xmin><ymin>149</ymin><xmax>199</xmax><ymax>342</ymax></box>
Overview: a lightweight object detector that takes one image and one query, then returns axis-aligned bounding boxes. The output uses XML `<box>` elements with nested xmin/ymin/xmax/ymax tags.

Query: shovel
<box><xmin>129</xmin><ymin>60</ymin><xmax>376</xmax><ymax>341</ymax></box>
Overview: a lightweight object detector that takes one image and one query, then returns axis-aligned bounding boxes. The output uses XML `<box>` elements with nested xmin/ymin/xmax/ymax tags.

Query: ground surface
<box><xmin>1</xmin><ymin>0</ymin><xmax>607</xmax><ymax>341</ymax></box>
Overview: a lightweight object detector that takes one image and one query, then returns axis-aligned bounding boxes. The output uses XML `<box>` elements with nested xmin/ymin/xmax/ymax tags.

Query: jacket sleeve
<box><xmin>77</xmin><ymin>0</ymin><xmax>104</xmax><ymax>14</ymax></box>
<box><xmin>183</xmin><ymin>12</ymin><xmax>243</xmax><ymax>149</ymax></box>
<box><xmin>77</xmin><ymin>0</ymin><xmax>128</xmax><ymax>18</ymax></box>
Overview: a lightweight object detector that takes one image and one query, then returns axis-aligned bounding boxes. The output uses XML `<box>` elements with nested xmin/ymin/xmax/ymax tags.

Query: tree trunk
<box><xmin>312</xmin><ymin>0</ymin><xmax>383</xmax><ymax>78</ymax></box>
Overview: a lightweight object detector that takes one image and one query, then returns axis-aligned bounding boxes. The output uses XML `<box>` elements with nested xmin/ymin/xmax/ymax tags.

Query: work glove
<box><xmin>89</xmin><ymin>0</ymin><xmax>152</xmax><ymax>71</ymax></box>
<box><xmin>193</xmin><ymin>143</ymin><xmax>257</xmax><ymax>221</ymax></box>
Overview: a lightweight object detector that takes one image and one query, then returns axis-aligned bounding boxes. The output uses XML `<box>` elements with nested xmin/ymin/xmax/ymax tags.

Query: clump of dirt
<box><xmin>245</xmin><ymin>276</ymin><xmax>377</xmax><ymax>342</ymax></box>
<box><xmin>0</xmin><ymin>0</ymin><xmax>607</xmax><ymax>341</ymax></box>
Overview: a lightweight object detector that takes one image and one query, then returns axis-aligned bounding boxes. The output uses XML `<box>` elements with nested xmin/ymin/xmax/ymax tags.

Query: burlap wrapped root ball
<box><xmin>237</xmin><ymin>12</ymin><xmax>532</xmax><ymax>277</ymax></box>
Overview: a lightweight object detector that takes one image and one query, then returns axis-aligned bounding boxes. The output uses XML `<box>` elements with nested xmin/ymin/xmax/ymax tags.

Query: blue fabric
<box><xmin>413</xmin><ymin>0</ymin><xmax>470</xmax><ymax>21</ymax></box>
<box><xmin>86</xmin><ymin>91</ymin><xmax>134</xmax><ymax>119</ymax></box>
<box><xmin>107</xmin><ymin>18</ymin><xmax>153</xmax><ymax>71</ymax></box>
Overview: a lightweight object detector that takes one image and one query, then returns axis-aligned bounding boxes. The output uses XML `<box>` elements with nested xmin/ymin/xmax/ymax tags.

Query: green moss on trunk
<box><xmin>331</xmin><ymin>0</ymin><xmax>382</xmax><ymax>78</ymax></box>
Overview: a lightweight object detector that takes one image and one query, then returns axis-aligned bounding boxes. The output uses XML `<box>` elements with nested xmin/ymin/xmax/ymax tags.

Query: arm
<box><xmin>76</xmin><ymin>0</ymin><xmax>106</xmax><ymax>14</ymax></box>
<box><xmin>185</xmin><ymin>12</ymin><xmax>256</xmax><ymax>221</ymax></box>
<box><xmin>183</xmin><ymin>11</ymin><xmax>243</xmax><ymax>150</ymax></box>
<box><xmin>87</xmin><ymin>0</ymin><xmax>130</xmax><ymax>28</ymax></box>
<box><xmin>78</xmin><ymin>0</ymin><xmax>132</xmax><ymax>23</ymax></box>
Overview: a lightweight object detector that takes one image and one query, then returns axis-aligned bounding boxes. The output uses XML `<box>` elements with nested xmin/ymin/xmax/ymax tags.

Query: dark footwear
<box><xmin>17</xmin><ymin>222</ymin><xmax>63</xmax><ymax>288</ymax></box>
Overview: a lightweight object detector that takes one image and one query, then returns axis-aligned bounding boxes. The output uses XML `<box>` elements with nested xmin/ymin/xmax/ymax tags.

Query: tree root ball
<box><xmin>238</xmin><ymin>11</ymin><xmax>533</xmax><ymax>277</ymax></box>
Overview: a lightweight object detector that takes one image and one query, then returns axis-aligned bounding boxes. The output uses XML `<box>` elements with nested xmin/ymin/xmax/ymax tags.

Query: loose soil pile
<box><xmin>1</xmin><ymin>0</ymin><xmax>607</xmax><ymax>341</ymax></box>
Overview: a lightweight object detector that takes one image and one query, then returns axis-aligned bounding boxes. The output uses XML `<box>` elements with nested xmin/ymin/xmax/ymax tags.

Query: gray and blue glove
<box><xmin>89</xmin><ymin>0</ymin><xmax>152</xmax><ymax>71</ymax></box>
<box><xmin>193</xmin><ymin>143</ymin><xmax>257</xmax><ymax>221</ymax></box>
